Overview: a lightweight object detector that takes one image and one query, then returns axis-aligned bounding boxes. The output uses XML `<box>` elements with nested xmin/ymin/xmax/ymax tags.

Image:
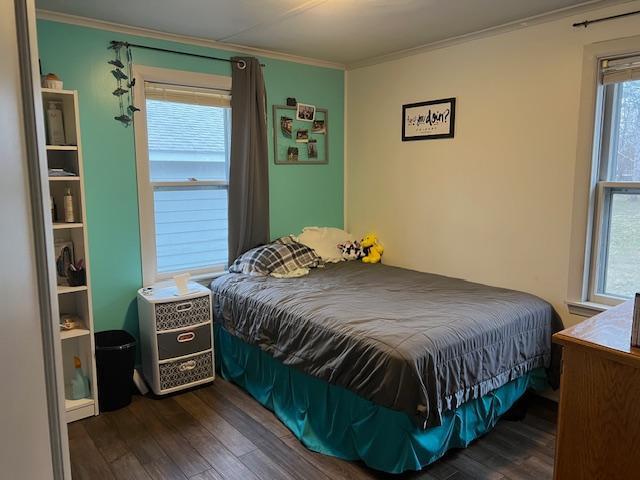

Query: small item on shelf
<box><xmin>42</xmin><ymin>72</ymin><xmax>63</xmax><ymax>90</ymax></box>
<box><xmin>50</xmin><ymin>195</ymin><xmax>57</xmax><ymax>222</ymax></box>
<box><xmin>48</xmin><ymin>168</ymin><xmax>76</xmax><ymax>177</ymax></box>
<box><xmin>45</xmin><ymin>101</ymin><xmax>66</xmax><ymax>145</ymax></box>
<box><xmin>59</xmin><ymin>313</ymin><xmax>78</xmax><ymax>331</ymax></box>
<box><xmin>67</xmin><ymin>259</ymin><xmax>86</xmax><ymax>287</ymax></box>
<box><xmin>69</xmin><ymin>356</ymin><xmax>91</xmax><ymax>400</ymax></box>
<box><xmin>55</xmin><ymin>240</ymin><xmax>74</xmax><ymax>283</ymax></box>
<box><xmin>63</xmin><ymin>187</ymin><xmax>75</xmax><ymax>223</ymax></box>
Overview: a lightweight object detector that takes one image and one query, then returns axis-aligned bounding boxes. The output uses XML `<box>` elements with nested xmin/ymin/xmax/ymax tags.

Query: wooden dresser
<box><xmin>553</xmin><ymin>300</ymin><xmax>640</xmax><ymax>480</ymax></box>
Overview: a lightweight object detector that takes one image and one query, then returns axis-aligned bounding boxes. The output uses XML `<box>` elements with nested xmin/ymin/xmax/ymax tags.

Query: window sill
<box><xmin>152</xmin><ymin>270</ymin><xmax>228</xmax><ymax>289</ymax></box>
<box><xmin>192</xmin><ymin>270</ymin><xmax>228</xmax><ymax>286</ymax></box>
<box><xmin>566</xmin><ymin>300</ymin><xmax>610</xmax><ymax>317</ymax></box>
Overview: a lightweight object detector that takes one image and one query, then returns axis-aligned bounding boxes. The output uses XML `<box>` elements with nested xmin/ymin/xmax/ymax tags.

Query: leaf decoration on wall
<box><xmin>108</xmin><ymin>40</ymin><xmax>139</xmax><ymax>127</ymax></box>
<box><xmin>108</xmin><ymin>59</ymin><xmax>124</xmax><ymax>68</ymax></box>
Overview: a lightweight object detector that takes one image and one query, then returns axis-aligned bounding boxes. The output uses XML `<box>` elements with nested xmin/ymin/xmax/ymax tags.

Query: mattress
<box><xmin>211</xmin><ymin>261</ymin><xmax>561</xmax><ymax>428</ymax></box>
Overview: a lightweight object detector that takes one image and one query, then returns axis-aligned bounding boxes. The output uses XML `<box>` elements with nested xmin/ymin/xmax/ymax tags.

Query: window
<box><xmin>589</xmin><ymin>56</ymin><xmax>640</xmax><ymax>303</ymax></box>
<box><xmin>134</xmin><ymin>67</ymin><xmax>232</xmax><ymax>284</ymax></box>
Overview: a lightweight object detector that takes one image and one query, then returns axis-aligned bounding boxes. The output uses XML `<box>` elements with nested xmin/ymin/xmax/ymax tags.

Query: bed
<box><xmin>211</xmin><ymin>261</ymin><xmax>560</xmax><ymax>473</ymax></box>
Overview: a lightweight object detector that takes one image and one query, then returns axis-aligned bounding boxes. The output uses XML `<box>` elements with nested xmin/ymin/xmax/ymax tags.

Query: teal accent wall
<box><xmin>37</xmin><ymin>20</ymin><xmax>344</xmax><ymax>337</ymax></box>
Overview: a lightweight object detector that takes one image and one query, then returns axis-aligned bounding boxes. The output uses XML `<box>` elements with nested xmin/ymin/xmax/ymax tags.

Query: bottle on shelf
<box><xmin>46</xmin><ymin>101</ymin><xmax>66</xmax><ymax>145</ymax></box>
<box><xmin>50</xmin><ymin>195</ymin><xmax>57</xmax><ymax>222</ymax></box>
<box><xmin>63</xmin><ymin>187</ymin><xmax>75</xmax><ymax>223</ymax></box>
<box><xmin>70</xmin><ymin>356</ymin><xmax>91</xmax><ymax>400</ymax></box>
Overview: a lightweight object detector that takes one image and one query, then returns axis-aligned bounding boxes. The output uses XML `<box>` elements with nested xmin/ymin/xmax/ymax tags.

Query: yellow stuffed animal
<box><xmin>361</xmin><ymin>233</ymin><xmax>384</xmax><ymax>264</ymax></box>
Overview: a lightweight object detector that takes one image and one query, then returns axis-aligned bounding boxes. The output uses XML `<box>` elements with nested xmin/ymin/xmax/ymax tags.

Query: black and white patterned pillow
<box><xmin>229</xmin><ymin>236</ymin><xmax>322</xmax><ymax>276</ymax></box>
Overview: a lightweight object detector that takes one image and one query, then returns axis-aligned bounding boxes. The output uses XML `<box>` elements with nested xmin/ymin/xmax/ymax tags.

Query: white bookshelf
<box><xmin>43</xmin><ymin>88</ymin><xmax>99</xmax><ymax>423</ymax></box>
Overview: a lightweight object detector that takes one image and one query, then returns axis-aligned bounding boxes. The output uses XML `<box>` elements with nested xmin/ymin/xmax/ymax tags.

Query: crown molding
<box><xmin>347</xmin><ymin>0</ymin><xmax>636</xmax><ymax>70</ymax></box>
<box><xmin>36</xmin><ymin>9</ymin><xmax>346</xmax><ymax>71</ymax></box>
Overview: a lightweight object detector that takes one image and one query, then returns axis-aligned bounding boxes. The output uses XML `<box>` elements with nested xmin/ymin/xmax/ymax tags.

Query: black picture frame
<box><xmin>402</xmin><ymin>97</ymin><xmax>456</xmax><ymax>141</ymax></box>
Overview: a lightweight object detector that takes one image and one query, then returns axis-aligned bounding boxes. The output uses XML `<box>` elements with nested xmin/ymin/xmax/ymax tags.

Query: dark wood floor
<box><xmin>69</xmin><ymin>378</ymin><xmax>558</xmax><ymax>480</ymax></box>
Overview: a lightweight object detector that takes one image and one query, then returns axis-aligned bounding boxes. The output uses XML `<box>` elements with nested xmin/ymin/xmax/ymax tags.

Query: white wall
<box><xmin>0</xmin><ymin>0</ymin><xmax>62</xmax><ymax>478</ymax></box>
<box><xmin>346</xmin><ymin>1</ymin><xmax>640</xmax><ymax>327</ymax></box>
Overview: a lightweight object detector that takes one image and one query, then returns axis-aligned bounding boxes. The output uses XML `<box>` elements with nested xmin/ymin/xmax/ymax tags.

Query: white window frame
<box><xmin>568</xmin><ymin>35</ymin><xmax>640</xmax><ymax>316</ymax></box>
<box><xmin>133</xmin><ymin>65</ymin><xmax>232</xmax><ymax>286</ymax></box>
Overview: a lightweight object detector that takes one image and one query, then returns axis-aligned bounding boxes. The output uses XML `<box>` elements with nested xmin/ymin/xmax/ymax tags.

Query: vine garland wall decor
<box><xmin>108</xmin><ymin>41</ymin><xmax>139</xmax><ymax>127</ymax></box>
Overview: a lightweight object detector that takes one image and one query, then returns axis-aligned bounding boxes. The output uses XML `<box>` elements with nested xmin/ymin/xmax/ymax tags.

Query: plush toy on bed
<box><xmin>338</xmin><ymin>240</ymin><xmax>366</xmax><ymax>261</ymax></box>
<box><xmin>361</xmin><ymin>233</ymin><xmax>384</xmax><ymax>264</ymax></box>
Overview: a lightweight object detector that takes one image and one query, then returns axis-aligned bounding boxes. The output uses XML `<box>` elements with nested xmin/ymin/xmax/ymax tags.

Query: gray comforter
<box><xmin>211</xmin><ymin>261</ymin><xmax>561</xmax><ymax>429</ymax></box>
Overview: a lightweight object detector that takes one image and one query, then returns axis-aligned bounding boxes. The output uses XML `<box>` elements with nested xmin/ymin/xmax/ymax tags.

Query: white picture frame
<box><xmin>296</xmin><ymin>102</ymin><xmax>316</xmax><ymax>122</ymax></box>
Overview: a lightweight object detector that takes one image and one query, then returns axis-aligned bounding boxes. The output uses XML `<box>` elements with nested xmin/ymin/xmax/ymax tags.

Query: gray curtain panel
<box><xmin>228</xmin><ymin>57</ymin><xmax>270</xmax><ymax>264</ymax></box>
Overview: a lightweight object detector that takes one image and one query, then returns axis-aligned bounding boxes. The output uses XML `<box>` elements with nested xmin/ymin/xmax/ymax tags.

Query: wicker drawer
<box><xmin>157</xmin><ymin>323</ymin><xmax>212</xmax><ymax>360</ymax></box>
<box><xmin>154</xmin><ymin>295</ymin><xmax>211</xmax><ymax>331</ymax></box>
<box><xmin>158</xmin><ymin>351</ymin><xmax>213</xmax><ymax>391</ymax></box>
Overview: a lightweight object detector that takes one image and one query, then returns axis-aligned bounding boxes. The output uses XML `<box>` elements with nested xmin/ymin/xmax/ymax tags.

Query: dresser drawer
<box><xmin>157</xmin><ymin>323</ymin><xmax>212</xmax><ymax>360</ymax></box>
<box><xmin>158</xmin><ymin>351</ymin><xmax>213</xmax><ymax>392</ymax></box>
<box><xmin>154</xmin><ymin>294</ymin><xmax>211</xmax><ymax>331</ymax></box>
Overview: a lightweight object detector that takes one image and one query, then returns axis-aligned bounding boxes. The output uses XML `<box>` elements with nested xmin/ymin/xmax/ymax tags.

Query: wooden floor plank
<box><xmin>212</xmin><ymin>378</ymin><xmax>292</xmax><ymax>438</ymax></box>
<box><xmin>68</xmin><ymin>379</ymin><xmax>557</xmax><ymax>480</ymax></box>
<box><xmin>129</xmin><ymin>396</ymin><xmax>211</xmax><ymax>478</ymax></box>
<box><xmin>240</xmin><ymin>449</ymin><xmax>298</xmax><ymax>480</ymax></box>
<box><xmin>142</xmin><ymin>456</ymin><xmax>189</xmax><ymax>480</ymax></box>
<box><xmin>67</xmin><ymin>422</ymin><xmax>116</xmax><ymax>480</ymax></box>
<box><xmin>195</xmin><ymin>387</ymin><xmax>332</xmax><ymax>480</ymax></box>
<box><xmin>280</xmin><ymin>433</ymin><xmax>379</xmax><ymax>480</ymax></box>
<box><xmin>83</xmin><ymin>413</ymin><xmax>129</xmax><ymax>463</ymax></box>
<box><xmin>447</xmin><ymin>451</ymin><xmax>505</xmax><ymax>480</ymax></box>
<box><xmin>109</xmin><ymin>404</ymin><xmax>166</xmax><ymax>465</ymax></box>
<box><xmin>147</xmin><ymin>395</ymin><xmax>259</xmax><ymax>480</ymax></box>
<box><xmin>175</xmin><ymin>391</ymin><xmax>257</xmax><ymax>456</ymax></box>
<box><xmin>110</xmin><ymin>452</ymin><xmax>153</xmax><ymax>480</ymax></box>
<box><xmin>191</xmin><ymin>469</ymin><xmax>226</xmax><ymax>480</ymax></box>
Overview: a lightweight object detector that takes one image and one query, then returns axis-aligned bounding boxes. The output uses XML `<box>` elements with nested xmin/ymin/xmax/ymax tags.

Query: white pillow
<box><xmin>296</xmin><ymin>227</ymin><xmax>353</xmax><ymax>263</ymax></box>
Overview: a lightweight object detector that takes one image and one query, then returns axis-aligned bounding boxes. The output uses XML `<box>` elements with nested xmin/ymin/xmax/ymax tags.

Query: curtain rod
<box><xmin>109</xmin><ymin>40</ymin><xmax>265</xmax><ymax>69</ymax></box>
<box><xmin>572</xmin><ymin>9</ymin><xmax>640</xmax><ymax>28</ymax></box>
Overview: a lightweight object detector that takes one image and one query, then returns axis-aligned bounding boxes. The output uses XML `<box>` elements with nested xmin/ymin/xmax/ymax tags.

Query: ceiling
<box><xmin>36</xmin><ymin>0</ymin><xmax>621</xmax><ymax>66</ymax></box>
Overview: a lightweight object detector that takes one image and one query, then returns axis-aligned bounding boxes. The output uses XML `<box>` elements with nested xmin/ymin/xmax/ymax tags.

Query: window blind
<box><xmin>601</xmin><ymin>55</ymin><xmax>640</xmax><ymax>85</ymax></box>
<box><xmin>145</xmin><ymin>82</ymin><xmax>231</xmax><ymax>107</ymax></box>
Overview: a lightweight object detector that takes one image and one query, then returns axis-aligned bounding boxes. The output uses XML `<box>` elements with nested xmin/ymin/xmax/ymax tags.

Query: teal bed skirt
<box><xmin>214</xmin><ymin>324</ymin><xmax>547</xmax><ymax>474</ymax></box>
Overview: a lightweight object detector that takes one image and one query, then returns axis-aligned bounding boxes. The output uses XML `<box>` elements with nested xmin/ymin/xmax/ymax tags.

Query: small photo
<box><xmin>311</xmin><ymin>119</ymin><xmax>325</xmax><ymax>134</ymax></box>
<box><xmin>287</xmin><ymin>146</ymin><xmax>299</xmax><ymax>162</ymax></box>
<box><xmin>280</xmin><ymin>116</ymin><xmax>293</xmax><ymax>138</ymax></box>
<box><xmin>296</xmin><ymin>103</ymin><xmax>316</xmax><ymax>122</ymax></box>
<box><xmin>307</xmin><ymin>139</ymin><xmax>318</xmax><ymax>158</ymax></box>
<box><xmin>296</xmin><ymin>129</ymin><xmax>309</xmax><ymax>143</ymax></box>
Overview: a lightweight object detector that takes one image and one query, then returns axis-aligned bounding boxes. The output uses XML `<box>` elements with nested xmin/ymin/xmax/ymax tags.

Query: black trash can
<box><xmin>95</xmin><ymin>330</ymin><xmax>136</xmax><ymax>412</ymax></box>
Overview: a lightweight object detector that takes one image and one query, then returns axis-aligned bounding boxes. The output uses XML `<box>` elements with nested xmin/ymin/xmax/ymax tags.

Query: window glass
<box><xmin>602</xmin><ymin>191</ymin><xmax>640</xmax><ymax>298</ymax></box>
<box><xmin>608</xmin><ymin>80</ymin><xmax>640</xmax><ymax>182</ymax></box>
<box><xmin>153</xmin><ymin>186</ymin><xmax>228</xmax><ymax>273</ymax></box>
<box><xmin>146</xmin><ymin>99</ymin><xmax>230</xmax><ymax>182</ymax></box>
<box><xmin>145</xmin><ymin>97</ymin><xmax>230</xmax><ymax>275</ymax></box>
